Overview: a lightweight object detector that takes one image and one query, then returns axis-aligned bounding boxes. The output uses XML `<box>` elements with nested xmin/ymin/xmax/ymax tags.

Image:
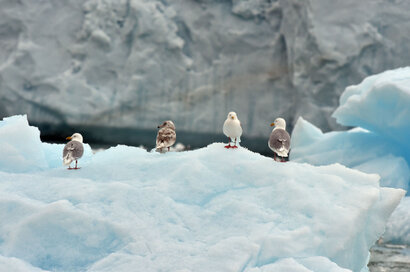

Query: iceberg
<box><xmin>333</xmin><ymin>67</ymin><xmax>410</xmax><ymax>155</ymax></box>
<box><xmin>291</xmin><ymin>117</ymin><xmax>410</xmax><ymax>193</ymax></box>
<box><xmin>0</xmin><ymin>115</ymin><xmax>404</xmax><ymax>272</ymax></box>
<box><xmin>291</xmin><ymin>67</ymin><xmax>410</xmax><ymax>245</ymax></box>
<box><xmin>383</xmin><ymin>197</ymin><xmax>410</xmax><ymax>245</ymax></box>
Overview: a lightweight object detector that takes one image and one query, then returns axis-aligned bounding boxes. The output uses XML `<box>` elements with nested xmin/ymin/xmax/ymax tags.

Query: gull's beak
<box><xmin>270</xmin><ymin>122</ymin><xmax>275</xmax><ymax>127</ymax></box>
<box><xmin>66</xmin><ymin>136</ymin><xmax>72</xmax><ymax>140</ymax></box>
<box><xmin>231</xmin><ymin>116</ymin><xmax>234</xmax><ymax>120</ymax></box>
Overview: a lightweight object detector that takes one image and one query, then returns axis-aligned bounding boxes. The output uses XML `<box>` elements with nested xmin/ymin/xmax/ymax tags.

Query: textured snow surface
<box><xmin>2</xmin><ymin>0</ymin><xmax>410</xmax><ymax>145</ymax></box>
<box><xmin>0</xmin><ymin>256</ymin><xmax>48</xmax><ymax>272</ymax></box>
<box><xmin>291</xmin><ymin>67</ymin><xmax>410</xmax><ymax>246</ymax></box>
<box><xmin>0</xmin><ymin>115</ymin><xmax>405</xmax><ymax>272</ymax></box>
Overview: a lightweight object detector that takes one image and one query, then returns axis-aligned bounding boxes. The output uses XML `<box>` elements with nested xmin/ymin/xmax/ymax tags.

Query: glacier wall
<box><xmin>1</xmin><ymin>0</ymin><xmax>410</xmax><ymax>147</ymax></box>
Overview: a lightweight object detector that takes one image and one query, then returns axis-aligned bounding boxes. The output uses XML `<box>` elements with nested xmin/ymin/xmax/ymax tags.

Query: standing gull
<box><xmin>63</xmin><ymin>133</ymin><xmax>84</xmax><ymax>170</ymax></box>
<box><xmin>223</xmin><ymin>112</ymin><xmax>242</xmax><ymax>148</ymax></box>
<box><xmin>268</xmin><ymin>118</ymin><xmax>290</xmax><ymax>162</ymax></box>
<box><xmin>156</xmin><ymin>120</ymin><xmax>176</xmax><ymax>152</ymax></box>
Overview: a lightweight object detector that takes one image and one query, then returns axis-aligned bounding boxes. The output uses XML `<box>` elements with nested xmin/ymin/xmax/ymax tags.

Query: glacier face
<box><xmin>1</xmin><ymin>0</ymin><xmax>410</xmax><ymax>148</ymax></box>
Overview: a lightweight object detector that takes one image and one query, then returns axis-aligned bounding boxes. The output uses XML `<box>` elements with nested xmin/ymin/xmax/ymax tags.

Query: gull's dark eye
<box><xmin>163</xmin><ymin>122</ymin><xmax>166</xmax><ymax>125</ymax></box>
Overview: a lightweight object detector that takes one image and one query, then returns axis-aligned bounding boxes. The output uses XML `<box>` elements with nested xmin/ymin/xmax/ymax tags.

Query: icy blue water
<box><xmin>369</xmin><ymin>243</ymin><xmax>410</xmax><ymax>272</ymax></box>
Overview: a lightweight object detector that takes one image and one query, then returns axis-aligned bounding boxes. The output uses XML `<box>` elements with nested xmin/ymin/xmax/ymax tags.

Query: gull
<box><xmin>63</xmin><ymin>133</ymin><xmax>84</xmax><ymax>169</ymax></box>
<box><xmin>223</xmin><ymin>112</ymin><xmax>242</xmax><ymax>149</ymax></box>
<box><xmin>268</xmin><ymin>118</ymin><xmax>290</xmax><ymax>162</ymax></box>
<box><xmin>156</xmin><ymin>120</ymin><xmax>176</xmax><ymax>152</ymax></box>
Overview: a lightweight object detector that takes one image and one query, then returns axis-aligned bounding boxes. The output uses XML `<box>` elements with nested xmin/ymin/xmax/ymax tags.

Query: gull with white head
<box><xmin>223</xmin><ymin>111</ymin><xmax>242</xmax><ymax>149</ymax></box>
<box><xmin>268</xmin><ymin>117</ymin><xmax>290</xmax><ymax>162</ymax></box>
<box><xmin>63</xmin><ymin>133</ymin><xmax>84</xmax><ymax>169</ymax></box>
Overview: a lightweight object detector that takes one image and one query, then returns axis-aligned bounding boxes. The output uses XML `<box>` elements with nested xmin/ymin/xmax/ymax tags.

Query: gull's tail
<box><xmin>63</xmin><ymin>153</ymin><xmax>73</xmax><ymax>166</ymax></box>
<box><xmin>156</xmin><ymin>143</ymin><xmax>166</xmax><ymax>150</ymax></box>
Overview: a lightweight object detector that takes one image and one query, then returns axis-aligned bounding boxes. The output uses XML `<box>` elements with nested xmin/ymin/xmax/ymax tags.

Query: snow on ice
<box><xmin>0</xmin><ymin>115</ymin><xmax>404</xmax><ymax>272</ymax></box>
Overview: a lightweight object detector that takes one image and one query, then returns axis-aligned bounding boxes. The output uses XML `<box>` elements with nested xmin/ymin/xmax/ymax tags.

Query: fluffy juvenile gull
<box><xmin>223</xmin><ymin>112</ymin><xmax>242</xmax><ymax>149</ymax></box>
<box><xmin>63</xmin><ymin>133</ymin><xmax>84</xmax><ymax>169</ymax></box>
<box><xmin>156</xmin><ymin>120</ymin><xmax>176</xmax><ymax>152</ymax></box>
<box><xmin>268</xmin><ymin>117</ymin><xmax>290</xmax><ymax>162</ymax></box>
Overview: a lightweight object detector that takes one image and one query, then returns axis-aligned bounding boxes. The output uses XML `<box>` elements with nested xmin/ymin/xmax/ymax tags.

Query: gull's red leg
<box><xmin>225</xmin><ymin>137</ymin><xmax>232</xmax><ymax>148</ymax></box>
<box><xmin>72</xmin><ymin>160</ymin><xmax>81</xmax><ymax>170</ymax></box>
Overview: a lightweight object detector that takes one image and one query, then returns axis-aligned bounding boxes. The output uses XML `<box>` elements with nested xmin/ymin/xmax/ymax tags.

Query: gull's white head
<box><xmin>227</xmin><ymin>112</ymin><xmax>238</xmax><ymax>120</ymax></box>
<box><xmin>270</xmin><ymin>118</ymin><xmax>286</xmax><ymax>130</ymax></box>
<box><xmin>66</xmin><ymin>133</ymin><xmax>83</xmax><ymax>143</ymax></box>
<box><xmin>158</xmin><ymin>120</ymin><xmax>176</xmax><ymax>130</ymax></box>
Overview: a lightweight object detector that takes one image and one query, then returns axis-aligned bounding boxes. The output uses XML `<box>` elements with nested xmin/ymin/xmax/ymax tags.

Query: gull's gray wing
<box><xmin>63</xmin><ymin>141</ymin><xmax>84</xmax><ymax>159</ymax></box>
<box><xmin>269</xmin><ymin>129</ymin><xmax>291</xmax><ymax>151</ymax></box>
